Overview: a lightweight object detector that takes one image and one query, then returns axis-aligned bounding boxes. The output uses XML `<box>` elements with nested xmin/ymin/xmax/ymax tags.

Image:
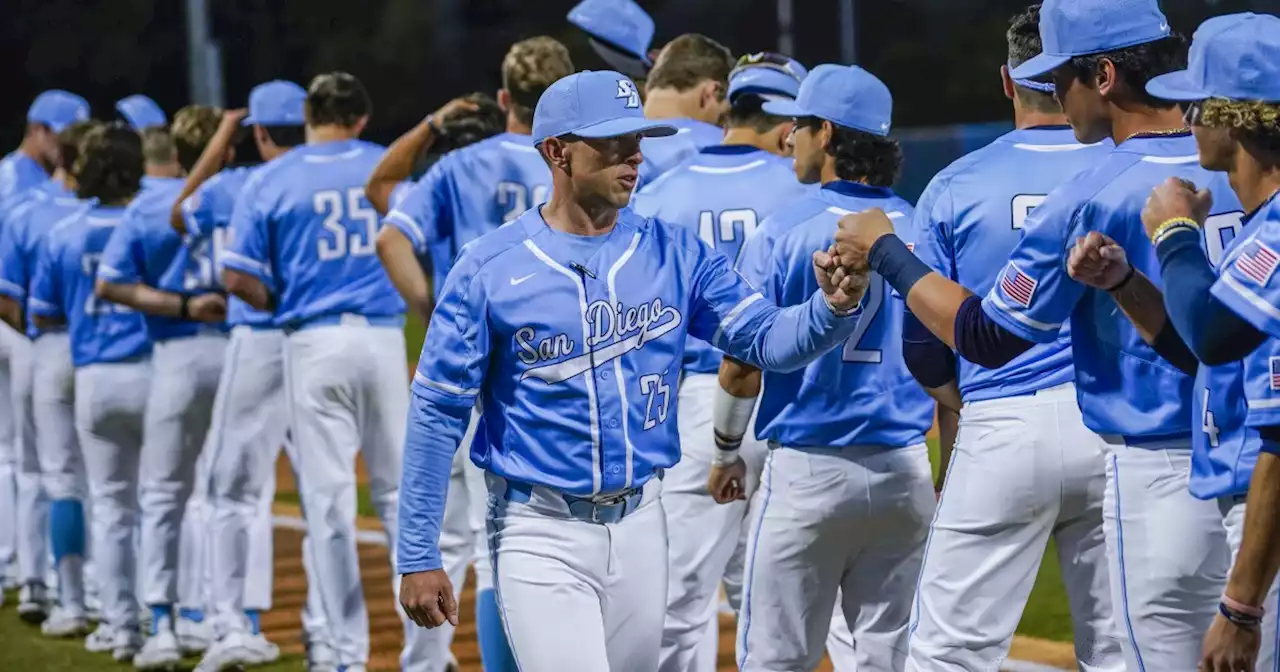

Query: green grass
<box><xmin>0</xmin><ymin>593</ymin><xmax>305</xmax><ymax>671</ymax></box>
<box><xmin>927</xmin><ymin>438</ymin><xmax>1073</xmax><ymax>643</ymax></box>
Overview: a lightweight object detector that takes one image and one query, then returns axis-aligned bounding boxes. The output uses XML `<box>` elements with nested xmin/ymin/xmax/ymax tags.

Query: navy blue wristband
<box><xmin>868</xmin><ymin>235</ymin><xmax>932</xmax><ymax>298</ymax></box>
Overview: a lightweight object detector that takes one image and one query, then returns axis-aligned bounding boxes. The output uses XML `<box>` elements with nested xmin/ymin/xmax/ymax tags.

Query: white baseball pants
<box><xmin>283</xmin><ymin>322</ymin><xmax>426</xmax><ymax>670</ymax></box>
<box><xmin>907</xmin><ymin>382</ymin><xmax>1123</xmax><ymax>671</ymax></box>
<box><xmin>661</xmin><ymin>372</ymin><xmax>856</xmax><ymax>672</ymax></box>
<box><xmin>739</xmin><ymin>444</ymin><xmax>934</xmax><ymax>672</ymax></box>
<box><xmin>9</xmin><ymin>331</ymin><xmax>48</xmax><ymax>588</ymax></box>
<box><xmin>139</xmin><ymin>333</ymin><xmax>226</xmax><ymax>608</ymax></box>
<box><xmin>0</xmin><ymin>323</ymin><xmax>16</xmax><ymax>583</ymax></box>
<box><xmin>1103</xmin><ymin>440</ymin><xmax>1231</xmax><ymax>670</ymax></box>
<box><xmin>487</xmin><ymin>473</ymin><xmax>668</xmax><ymax>672</ymax></box>
<box><xmin>76</xmin><ymin>359</ymin><xmax>151</xmax><ymax>631</ymax></box>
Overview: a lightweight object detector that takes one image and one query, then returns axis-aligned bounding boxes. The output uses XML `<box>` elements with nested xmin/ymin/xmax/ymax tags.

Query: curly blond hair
<box><xmin>503</xmin><ymin>37</ymin><xmax>574</xmax><ymax>125</ymax></box>
<box><xmin>1201</xmin><ymin>98</ymin><xmax>1280</xmax><ymax>152</ymax></box>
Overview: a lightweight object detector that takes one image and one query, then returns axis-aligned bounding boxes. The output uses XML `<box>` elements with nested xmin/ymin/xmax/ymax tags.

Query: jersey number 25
<box><xmin>316</xmin><ymin>188</ymin><xmax>379</xmax><ymax>261</ymax></box>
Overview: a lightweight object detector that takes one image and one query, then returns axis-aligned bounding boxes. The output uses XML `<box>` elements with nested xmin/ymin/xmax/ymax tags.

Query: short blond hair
<box><xmin>503</xmin><ymin>36</ymin><xmax>575</xmax><ymax>125</ymax></box>
<box><xmin>170</xmin><ymin>104</ymin><xmax>222</xmax><ymax>171</ymax></box>
<box><xmin>646</xmin><ymin>34</ymin><xmax>733</xmax><ymax>94</ymax></box>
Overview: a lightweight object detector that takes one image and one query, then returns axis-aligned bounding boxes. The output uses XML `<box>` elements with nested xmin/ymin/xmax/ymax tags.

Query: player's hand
<box><xmin>1199</xmin><ymin>613</ymin><xmax>1260</xmax><ymax>672</ymax></box>
<box><xmin>187</xmin><ymin>293</ymin><xmax>227</xmax><ymax>323</ymax></box>
<box><xmin>431</xmin><ymin>97</ymin><xmax>481</xmax><ymax>128</ymax></box>
<box><xmin>399</xmin><ymin>569</ymin><xmax>459</xmax><ymax>629</ymax></box>
<box><xmin>216</xmin><ymin>108</ymin><xmax>249</xmax><ymax>137</ymax></box>
<box><xmin>1142</xmin><ymin>177</ymin><xmax>1213</xmax><ymax>238</ymax></box>
<box><xmin>834</xmin><ymin>209</ymin><xmax>896</xmax><ymax>272</ymax></box>
<box><xmin>1067</xmin><ymin>232</ymin><xmax>1130</xmax><ymax>290</ymax></box>
<box><xmin>814</xmin><ymin>244</ymin><xmax>869</xmax><ymax>313</ymax></box>
<box><xmin>707</xmin><ymin>457</ymin><xmax>748</xmax><ymax>504</ymax></box>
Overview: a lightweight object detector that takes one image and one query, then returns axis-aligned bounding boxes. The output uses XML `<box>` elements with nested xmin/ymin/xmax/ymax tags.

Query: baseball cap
<box><xmin>728</xmin><ymin>53</ymin><xmax>809</xmax><ymax>103</ymax></box>
<box><xmin>116</xmin><ymin>95</ymin><xmax>167</xmax><ymax>131</ymax></box>
<box><xmin>1146</xmin><ymin>13</ymin><xmax>1280</xmax><ymax>102</ymax></box>
<box><xmin>1009</xmin><ymin>0</ymin><xmax>1173</xmax><ymax>80</ymax></box>
<box><xmin>532</xmin><ymin>70</ymin><xmax>677</xmax><ymax>145</ymax></box>
<box><xmin>27</xmin><ymin>90</ymin><xmax>90</xmax><ymax>133</ymax></box>
<box><xmin>568</xmin><ymin>0</ymin><xmax>654</xmax><ymax>78</ymax></box>
<box><xmin>762</xmin><ymin>64</ymin><xmax>892</xmax><ymax>136</ymax></box>
<box><xmin>243</xmin><ymin>80</ymin><xmax>308</xmax><ymax>126</ymax></box>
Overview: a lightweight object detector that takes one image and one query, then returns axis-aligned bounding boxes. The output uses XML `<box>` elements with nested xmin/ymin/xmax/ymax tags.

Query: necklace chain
<box><xmin>1122</xmin><ymin>126</ymin><xmax>1190</xmax><ymax>143</ymax></box>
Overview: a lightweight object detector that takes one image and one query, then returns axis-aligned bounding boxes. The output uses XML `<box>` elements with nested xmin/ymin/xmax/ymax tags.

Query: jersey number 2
<box><xmin>316</xmin><ymin>188</ymin><xmax>379</xmax><ymax>261</ymax></box>
<box><xmin>841</xmin><ymin>277</ymin><xmax>884</xmax><ymax>363</ymax></box>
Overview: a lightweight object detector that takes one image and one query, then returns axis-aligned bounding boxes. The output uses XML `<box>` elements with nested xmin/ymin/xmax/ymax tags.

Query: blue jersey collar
<box><xmin>699</xmin><ymin>144</ymin><xmax>763</xmax><ymax>156</ymax></box>
<box><xmin>821</xmin><ymin>180</ymin><xmax>894</xmax><ymax>200</ymax></box>
<box><xmin>1242</xmin><ymin>189</ymin><xmax>1280</xmax><ymax>227</ymax></box>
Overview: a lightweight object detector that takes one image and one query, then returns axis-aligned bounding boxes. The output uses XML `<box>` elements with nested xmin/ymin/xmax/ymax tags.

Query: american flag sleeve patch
<box><xmin>1270</xmin><ymin>356</ymin><xmax>1280</xmax><ymax>391</ymax></box>
<box><xmin>999</xmin><ymin>262</ymin><xmax>1038</xmax><ymax>308</ymax></box>
<box><xmin>1235</xmin><ymin>240</ymin><xmax>1280</xmax><ymax>286</ymax></box>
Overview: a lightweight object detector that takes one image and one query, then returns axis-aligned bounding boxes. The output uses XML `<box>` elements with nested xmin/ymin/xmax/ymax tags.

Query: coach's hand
<box><xmin>1067</xmin><ymin>232</ymin><xmax>1129</xmax><ymax>290</ymax></box>
<box><xmin>814</xmin><ymin>244</ymin><xmax>869</xmax><ymax>313</ymax></box>
<box><xmin>400</xmin><ymin>569</ymin><xmax>459</xmax><ymax>629</ymax></box>
<box><xmin>1143</xmin><ymin>176</ymin><xmax>1213</xmax><ymax>238</ymax></box>
<box><xmin>1200</xmin><ymin>612</ymin><xmax>1260</xmax><ymax>672</ymax></box>
<box><xmin>834</xmin><ymin>209</ymin><xmax>896</xmax><ymax>271</ymax></box>
<box><xmin>707</xmin><ymin>457</ymin><xmax>748</xmax><ymax>504</ymax></box>
<box><xmin>188</xmin><ymin>293</ymin><xmax>228</xmax><ymax>323</ymax></box>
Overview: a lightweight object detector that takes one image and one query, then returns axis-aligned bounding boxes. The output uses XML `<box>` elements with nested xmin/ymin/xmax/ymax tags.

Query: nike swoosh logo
<box><xmin>510</xmin><ymin>274</ymin><xmax>535</xmax><ymax>286</ymax></box>
<box><xmin>520</xmin><ymin>309</ymin><xmax>683</xmax><ymax>384</ymax></box>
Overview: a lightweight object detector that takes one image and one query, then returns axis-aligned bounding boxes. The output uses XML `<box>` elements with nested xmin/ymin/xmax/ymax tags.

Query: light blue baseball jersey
<box><xmin>0</xmin><ymin>181</ymin><xmax>86</xmax><ymax>338</ymax></box>
<box><xmin>736</xmin><ymin>181</ymin><xmax>933</xmax><ymax>448</ymax></box>
<box><xmin>385</xmin><ymin>132</ymin><xmax>550</xmax><ymax>297</ymax></box>
<box><xmin>221</xmin><ymin>139</ymin><xmax>406</xmax><ymax>327</ymax></box>
<box><xmin>180</xmin><ymin>165</ymin><xmax>274</xmax><ymax>328</ymax></box>
<box><xmin>97</xmin><ymin>176</ymin><xmax>216</xmax><ymax>341</ymax></box>
<box><xmin>1213</xmin><ymin>193</ymin><xmax>1280</xmax><ymax>340</ymax></box>
<box><xmin>983</xmin><ymin>133</ymin><xmax>1244</xmax><ymax>444</ymax></box>
<box><xmin>635</xmin><ymin>117</ymin><xmax>723</xmax><ymax>191</ymax></box>
<box><xmin>631</xmin><ymin>145</ymin><xmax>809</xmax><ymax>374</ymax></box>
<box><xmin>29</xmin><ymin>205</ymin><xmax>152</xmax><ymax>367</ymax></box>
<box><xmin>914</xmin><ymin>127</ymin><xmax>1111</xmax><ymax>402</ymax></box>
<box><xmin>409</xmin><ymin>205</ymin><xmax>860</xmax><ymax>495</ymax></box>
<box><xmin>0</xmin><ymin>151</ymin><xmax>48</xmax><ymax>208</ymax></box>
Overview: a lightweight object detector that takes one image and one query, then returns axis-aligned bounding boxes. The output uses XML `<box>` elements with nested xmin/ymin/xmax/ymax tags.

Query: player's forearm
<box><xmin>1157</xmin><ymin>229</ymin><xmax>1267</xmax><ymax>365</ymax></box>
<box><xmin>367</xmin><ymin>118</ymin><xmax>440</xmax><ymax>216</ymax></box>
<box><xmin>714</xmin><ymin>357</ymin><xmax>761</xmax><ymax>463</ymax></box>
<box><xmin>95</xmin><ymin>280</ymin><xmax>182</xmax><ymax>317</ymax></box>
<box><xmin>222</xmin><ymin>269</ymin><xmax>273</xmax><ymax>313</ymax></box>
<box><xmin>376</xmin><ymin>227</ymin><xmax>433</xmax><ymax>322</ymax></box>
<box><xmin>31</xmin><ymin>313</ymin><xmax>64</xmax><ymax>330</ymax></box>
<box><xmin>728</xmin><ymin>291</ymin><xmax>860</xmax><ymax>373</ymax></box>
<box><xmin>1105</xmin><ymin>270</ymin><xmax>1199</xmax><ymax>375</ymax></box>
<box><xmin>397</xmin><ymin>393</ymin><xmax>470</xmax><ymax>574</ymax></box>
<box><xmin>0</xmin><ymin>296</ymin><xmax>22</xmax><ymax>333</ymax></box>
<box><xmin>170</xmin><ymin>127</ymin><xmax>236</xmax><ymax>234</ymax></box>
<box><xmin>1223</xmin><ymin>450</ymin><xmax>1280</xmax><ymax>607</ymax></box>
<box><xmin>934</xmin><ymin>402</ymin><xmax>960</xmax><ymax>493</ymax></box>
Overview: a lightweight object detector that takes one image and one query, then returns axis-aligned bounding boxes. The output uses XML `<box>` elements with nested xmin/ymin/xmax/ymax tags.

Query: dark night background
<box><xmin>2</xmin><ymin>0</ymin><xmax>1275</xmax><ymax>196</ymax></box>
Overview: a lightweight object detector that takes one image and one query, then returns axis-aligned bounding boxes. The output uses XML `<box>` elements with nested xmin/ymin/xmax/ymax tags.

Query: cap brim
<box><xmin>760</xmin><ymin>99</ymin><xmax>808</xmax><ymax>118</ymax></box>
<box><xmin>1009</xmin><ymin>52</ymin><xmax>1072</xmax><ymax>80</ymax></box>
<box><xmin>1145</xmin><ymin>70</ymin><xmax>1210</xmax><ymax>102</ymax></box>
<box><xmin>574</xmin><ymin>117</ymin><xmax>677</xmax><ymax>140</ymax></box>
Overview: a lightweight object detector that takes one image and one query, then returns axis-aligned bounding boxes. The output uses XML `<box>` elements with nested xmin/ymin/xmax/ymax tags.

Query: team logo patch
<box><xmin>616</xmin><ymin>79</ymin><xmax>640</xmax><ymax>109</ymax></box>
<box><xmin>1234</xmin><ymin>239</ymin><xmax>1280</xmax><ymax>286</ymax></box>
<box><xmin>1271</xmin><ymin>357</ymin><xmax>1280</xmax><ymax>392</ymax></box>
<box><xmin>999</xmin><ymin>262</ymin><xmax>1038</xmax><ymax>308</ymax></box>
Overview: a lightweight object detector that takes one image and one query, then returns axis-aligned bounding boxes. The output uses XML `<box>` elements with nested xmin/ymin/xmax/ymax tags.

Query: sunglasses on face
<box><xmin>1183</xmin><ymin>100</ymin><xmax>1205</xmax><ymax>127</ymax></box>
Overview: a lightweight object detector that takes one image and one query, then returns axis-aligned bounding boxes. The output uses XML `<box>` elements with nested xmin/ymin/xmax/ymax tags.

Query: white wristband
<box><xmin>713</xmin><ymin>386</ymin><xmax>755</xmax><ymax>467</ymax></box>
<box><xmin>712</xmin><ymin>447</ymin><xmax>740</xmax><ymax>468</ymax></box>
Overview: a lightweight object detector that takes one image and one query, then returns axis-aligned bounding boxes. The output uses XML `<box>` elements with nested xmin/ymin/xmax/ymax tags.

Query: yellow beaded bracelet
<box><xmin>1149</xmin><ymin>217</ymin><xmax>1200</xmax><ymax>245</ymax></box>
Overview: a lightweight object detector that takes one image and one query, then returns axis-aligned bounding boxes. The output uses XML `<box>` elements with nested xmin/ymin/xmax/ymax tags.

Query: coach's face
<box><xmin>564</xmin><ymin>133</ymin><xmax>644</xmax><ymax>208</ymax></box>
<box><xmin>1052</xmin><ymin>66</ymin><xmax>1110</xmax><ymax>145</ymax></box>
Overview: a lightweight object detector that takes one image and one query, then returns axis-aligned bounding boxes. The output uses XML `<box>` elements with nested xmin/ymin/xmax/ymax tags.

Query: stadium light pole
<box><xmin>777</xmin><ymin>0</ymin><xmax>794</xmax><ymax>56</ymax></box>
<box><xmin>185</xmin><ymin>0</ymin><xmax>226</xmax><ymax>107</ymax></box>
<box><xmin>839</xmin><ymin>0</ymin><xmax>856</xmax><ymax>64</ymax></box>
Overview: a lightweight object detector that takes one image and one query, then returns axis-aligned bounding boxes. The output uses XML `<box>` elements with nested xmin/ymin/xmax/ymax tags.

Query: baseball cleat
<box><xmin>16</xmin><ymin>583</ymin><xmax>49</xmax><ymax>623</ymax></box>
<box><xmin>85</xmin><ymin>624</ymin><xmax>120</xmax><ymax>653</ymax></box>
<box><xmin>176</xmin><ymin>614</ymin><xmax>212</xmax><ymax>655</ymax></box>
<box><xmin>113</xmin><ymin>631</ymin><xmax>145</xmax><ymax>663</ymax></box>
<box><xmin>40</xmin><ymin>607</ymin><xmax>89</xmax><ymax>637</ymax></box>
<box><xmin>134</xmin><ymin>629</ymin><xmax>182</xmax><ymax>670</ymax></box>
<box><xmin>305</xmin><ymin>638</ymin><xmax>338</xmax><ymax>672</ymax></box>
<box><xmin>195</xmin><ymin>630</ymin><xmax>282</xmax><ymax>671</ymax></box>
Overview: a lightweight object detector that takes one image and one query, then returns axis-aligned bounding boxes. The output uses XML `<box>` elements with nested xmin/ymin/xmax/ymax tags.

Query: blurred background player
<box><xmin>629</xmin><ymin>51</ymin><xmax>820</xmax><ymax>672</ymax></box>
<box><xmin>96</xmin><ymin>106</ymin><xmax>229</xmax><ymax>668</ymax></box>
<box><xmin>170</xmin><ymin>81</ymin><xmax>313</xmax><ymax>671</ymax></box>
<box><xmin>0</xmin><ymin>89</ymin><xmax>89</xmax><ymax>597</ymax></box>
<box><xmin>635</xmin><ymin>34</ymin><xmax>733</xmax><ymax>190</ymax></box>
<box><xmin>28</xmin><ymin>121</ymin><xmax>153</xmax><ymax>663</ymax></box>
<box><xmin>0</xmin><ymin>118</ymin><xmax>100</xmax><ymax>634</ymax></box>
<box><xmin>902</xmin><ymin>5</ymin><xmax>1122</xmax><ymax>669</ymax></box>
<box><xmin>221</xmin><ymin>71</ymin><xmax>424</xmax><ymax>672</ymax></box>
<box><xmin>567</xmin><ymin>0</ymin><xmax>656</xmax><ymax>81</ymax></box>
<box><xmin>718</xmin><ymin>64</ymin><xmax>935</xmax><ymax>672</ymax></box>
<box><xmin>373</xmin><ymin>36</ymin><xmax>574</xmax><ymax>672</ymax></box>
<box><xmin>830</xmin><ymin>0</ymin><xmax>1247</xmax><ymax>667</ymax></box>
<box><xmin>117</xmin><ymin>95</ymin><xmax>168</xmax><ymax>132</ymax></box>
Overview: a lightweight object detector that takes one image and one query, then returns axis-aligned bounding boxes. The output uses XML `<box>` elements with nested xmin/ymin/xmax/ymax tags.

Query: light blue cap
<box><xmin>116</xmin><ymin>95</ymin><xmax>166</xmax><ymax>130</ymax></box>
<box><xmin>28</xmin><ymin>90</ymin><xmax>90</xmax><ymax>133</ymax></box>
<box><xmin>1010</xmin><ymin>0</ymin><xmax>1173</xmax><ymax>79</ymax></box>
<box><xmin>1147</xmin><ymin>13</ymin><xmax>1280</xmax><ymax>102</ymax></box>
<box><xmin>728</xmin><ymin>54</ymin><xmax>808</xmax><ymax>103</ymax></box>
<box><xmin>243</xmin><ymin>80</ymin><xmax>308</xmax><ymax>126</ymax></box>
<box><xmin>568</xmin><ymin>0</ymin><xmax>654</xmax><ymax>77</ymax></box>
<box><xmin>532</xmin><ymin>70</ymin><xmax>677</xmax><ymax>145</ymax></box>
<box><xmin>762</xmin><ymin>64</ymin><xmax>892</xmax><ymax>136</ymax></box>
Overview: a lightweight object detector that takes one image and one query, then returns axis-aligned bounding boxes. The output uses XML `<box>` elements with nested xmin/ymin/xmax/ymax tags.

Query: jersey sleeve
<box><xmin>0</xmin><ymin>211</ymin><xmax>27</xmax><ymax>299</ymax></box>
<box><xmin>980</xmin><ymin>191</ymin><xmax>1086</xmax><ymax>344</ymax></box>
<box><xmin>180</xmin><ymin>174</ymin><xmax>227</xmax><ymax>246</ymax></box>
<box><xmin>219</xmin><ymin>176</ymin><xmax>273</xmax><ymax>282</ymax></box>
<box><xmin>384</xmin><ymin>160</ymin><xmax>452</xmax><ymax>255</ymax></box>
<box><xmin>1211</xmin><ymin>224</ymin><xmax>1280</xmax><ymax>340</ymax></box>
<box><xmin>96</xmin><ymin>214</ymin><xmax>145</xmax><ymax>284</ymax></box>
<box><xmin>410</xmin><ymin>258</ymin><xmax>492</xmax><ymax>411</ymax></box>
<box><xmin>28</xmin><ymin>234</ymin><xmax>62</xmax><ymax>319</ymax></box>
<box><xmin>912</xmin><ymin>174</ymin><xmax>956</xmax><ymax>280</ymax></box>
